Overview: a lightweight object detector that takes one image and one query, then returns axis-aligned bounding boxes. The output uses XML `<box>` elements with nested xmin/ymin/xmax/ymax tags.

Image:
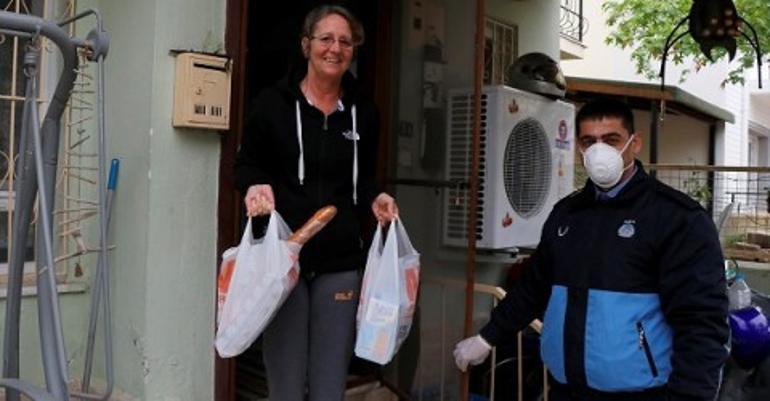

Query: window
<box><xmin>0</xmin><ymin>0</ymin><xmax>45</xmax><ymax>282</ymax></box>
<box><xmin>1</xmin><ymin>0</ymin><xmax>92</xmax><ymax>287</ymax></box>
<box><xmin>484</xmin><ymin>18</ymin><xmax>517</xmax><ymax>85</ymax></box>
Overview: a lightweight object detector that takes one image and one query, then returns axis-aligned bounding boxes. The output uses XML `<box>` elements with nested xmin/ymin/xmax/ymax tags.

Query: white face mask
<box><xmin>580</xmin><ymin>135</ymin><xmax>635</xmax><ymax>189</ymax></box>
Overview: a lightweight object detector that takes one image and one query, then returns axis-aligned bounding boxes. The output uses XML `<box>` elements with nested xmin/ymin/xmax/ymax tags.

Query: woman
<box><xmin>234</xmin><ymin>5</ymin><xmax>398</xmax><ymax>400</ymax></box>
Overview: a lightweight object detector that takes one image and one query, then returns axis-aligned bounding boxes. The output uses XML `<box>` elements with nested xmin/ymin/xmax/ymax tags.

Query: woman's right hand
<box><xmin>244</xmin><ymin>184</ymin><xmax>275</xmax><ymax>217</ymax></box>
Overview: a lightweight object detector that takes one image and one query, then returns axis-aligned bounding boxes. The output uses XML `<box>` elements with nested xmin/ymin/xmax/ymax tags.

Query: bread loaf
<box><xmin>287</xmin><ymin>205</ymin><xmax>337</xmax><ymax>245</ymax></box>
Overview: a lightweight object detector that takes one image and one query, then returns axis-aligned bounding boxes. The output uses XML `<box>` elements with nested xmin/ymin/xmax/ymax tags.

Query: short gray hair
<box><xmin>301</xmin><ymin>5</ymin><xmax>364</xmax><ymax>46</ymax></box>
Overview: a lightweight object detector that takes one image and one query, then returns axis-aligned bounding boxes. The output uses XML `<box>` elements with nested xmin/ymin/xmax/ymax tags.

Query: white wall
<box><xmin>750</xmin><ymin>93</ymin><xmax>770</xmax><ymax>129</ymax></box>
<box><xmin>560</xmin><ymin>0</ymin><xmax>730</xmax><ymax>109</ymax></box>
<box><xmin>722</xmin><ymin>84</ymin><xmax>749</xmax><ymax>165</ymax></box>
<box><xmin>487</xmin><ymin>0</ymin><xmax>560</xmax><ymax>59</ymax></box>
<box><xmin>616</xmin><ymin>109</ymin><xmax>710</xmax><ymax>166</ymax></box>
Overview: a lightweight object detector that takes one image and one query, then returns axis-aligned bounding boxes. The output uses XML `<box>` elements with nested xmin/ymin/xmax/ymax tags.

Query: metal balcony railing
<box><xmin>560</xmin><ymin>0</ymin><xmax>588</xmax><ymax>43</ymax></box>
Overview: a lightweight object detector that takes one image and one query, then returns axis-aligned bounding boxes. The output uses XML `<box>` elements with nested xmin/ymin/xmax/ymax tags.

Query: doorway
<box><xmin>218</xmin><ymin>1</ymin><xmax>392</xmax><ymax>400</ymax></box>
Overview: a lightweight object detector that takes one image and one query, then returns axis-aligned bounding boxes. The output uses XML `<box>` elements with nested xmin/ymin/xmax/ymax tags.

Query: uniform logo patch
<box><xmin>618</xmin><ymin>220</ymin><xmax>636</xmax><ymax>238</ymax></box>
<box><xmin>557</xmin><ymin>226</ymin><xmax>569</xmax><ymax>237</ymax></box>
<box><xmin>342</xmin><ymin>130</ymin><xmax>360</xmax><ymax>141</ymax></box>
<box><xmin>334</xmin><ymin>290</ymin><xmax>355</xmax><ymax>301</ymax></box>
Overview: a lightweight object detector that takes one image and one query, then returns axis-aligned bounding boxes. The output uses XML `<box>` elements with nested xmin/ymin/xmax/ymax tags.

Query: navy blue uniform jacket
<box><xmin>481</xmin><ymin>163</ymin><xmax>729</xmax><ymax>401</ymax></box>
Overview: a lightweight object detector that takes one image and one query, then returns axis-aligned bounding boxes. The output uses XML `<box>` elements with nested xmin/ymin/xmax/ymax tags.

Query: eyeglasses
<box><xmin>310</xmin><ymin>35</ymin><xmax>355</xmax><ymax>50</ymax></box>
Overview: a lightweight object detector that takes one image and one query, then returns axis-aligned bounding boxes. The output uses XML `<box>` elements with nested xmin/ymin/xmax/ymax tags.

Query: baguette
<box><xmin>288</xmin><ymin>205</ymin><xmax>337</xmax><ymax>245</ymax></box>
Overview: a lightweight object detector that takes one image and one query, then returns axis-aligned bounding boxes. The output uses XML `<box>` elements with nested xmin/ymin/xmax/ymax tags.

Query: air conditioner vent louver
<box><xmin>444</xmin><ymin>92</ymin><xmax>486</xmax><ymax>241</ymax></box>
<box><xmin>503</xmin><ymin>118</ymin><xmax>552</xmax><ymax>218</ymax></box>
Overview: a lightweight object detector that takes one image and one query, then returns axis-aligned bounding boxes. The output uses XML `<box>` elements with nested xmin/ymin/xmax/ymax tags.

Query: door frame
<box><xmin>216</xmin><ymin>0</ymin><xmax>248</xmax><ymax>399</ymax></box>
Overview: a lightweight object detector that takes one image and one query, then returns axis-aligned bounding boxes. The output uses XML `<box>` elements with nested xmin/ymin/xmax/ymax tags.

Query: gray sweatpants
<box><xmin>263</xmin><ymin>269</ymin><xmax>361</xmax><ymax>401</ymax></box>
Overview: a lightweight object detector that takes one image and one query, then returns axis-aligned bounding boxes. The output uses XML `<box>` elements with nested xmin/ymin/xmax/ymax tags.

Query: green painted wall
<box><xmin>98</xmin><ymin>0</ymin><xmax>223</xmax><ymax>399</ymax></box>
<box><xmin>0</xmin><ymin>0</ymin><xmax>223</xmax><ymax>399</ymax></box>
<box><xmin>0</xmin><ymin>288</ymin><xmax>90</xmax><ymax>387</ymax></box>
<box><xmin>97</xmin><ymin>0</ymin><xmax>155</xmax><ymax>398</ymax></box>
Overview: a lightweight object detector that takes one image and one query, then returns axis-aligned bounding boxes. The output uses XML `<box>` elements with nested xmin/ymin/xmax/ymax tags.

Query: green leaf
<box><xmin>601</xmin><ymin>0</ymin><xmax>769</xmax><ymax>84</ymax></box>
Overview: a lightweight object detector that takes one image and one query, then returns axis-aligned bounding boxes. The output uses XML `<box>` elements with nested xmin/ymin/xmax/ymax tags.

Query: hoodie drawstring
<box><xmin>352</xmin><ymin>104</ymin><xmax>358</xmax><ymax>205</ymax></box>
<box><xmin>294</xmin><ymin>100</ymin><xmax>359</xmax><ymax>205</ymax></box>
<box><xmin>295</xmin><ymin>101</ymin><xmax>305</xmax><ymax>185</ymax></box>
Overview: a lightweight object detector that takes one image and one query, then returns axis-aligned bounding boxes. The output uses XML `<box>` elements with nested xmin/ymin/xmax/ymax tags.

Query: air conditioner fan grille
<box><xmin>503</xmin><ymin>117</ymin><xmax>551</xmax><ymax>218</ymax></box>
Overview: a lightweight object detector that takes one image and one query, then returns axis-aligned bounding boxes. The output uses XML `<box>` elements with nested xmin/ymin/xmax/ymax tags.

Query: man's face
<box><xmin>578</xmin><ymin>117</ymin><xmax>642</xmax><ymax>181</ymax></box>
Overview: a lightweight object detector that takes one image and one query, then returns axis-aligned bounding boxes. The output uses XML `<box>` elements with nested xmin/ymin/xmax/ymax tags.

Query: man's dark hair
<box><xmin>575</xmin><ymin>98</ymin><xmax>635</xmax><ymax>134</ymax></box>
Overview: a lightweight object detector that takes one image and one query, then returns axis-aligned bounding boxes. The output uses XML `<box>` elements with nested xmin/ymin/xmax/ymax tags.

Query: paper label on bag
<box><xmin>405</xmin><ymin>266</ymin><xmax>419</xmax><ymax>303</ymax></box>
<box><xmin>357</xmin><ymin>323</ymin><xmax>394</xmax><ymax>362</ymax></box>
<box><xmin>365</xmin><ymin>297</ymin><xmax>398</xmax><ymax>324</ymax></box>
<box><xmin>373</xmin><ymin>328</ymin><xmax>391</xmax><ymax>357</ymax></box>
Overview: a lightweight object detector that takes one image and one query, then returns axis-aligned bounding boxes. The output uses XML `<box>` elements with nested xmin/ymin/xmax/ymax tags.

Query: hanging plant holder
<box><xmin>659</xmin><ymin>0</ymin><xmax>763</xmax><ymax>90</ymax></box>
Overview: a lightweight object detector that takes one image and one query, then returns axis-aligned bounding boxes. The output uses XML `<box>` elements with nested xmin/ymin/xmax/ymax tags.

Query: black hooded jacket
<box><xmin>234</xmin><ymin>65</ymin><xmax>380</xmax><ymax>276</ymax></box>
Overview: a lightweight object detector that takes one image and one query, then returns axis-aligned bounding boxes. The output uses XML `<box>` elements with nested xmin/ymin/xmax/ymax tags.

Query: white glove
<box><xmin>453</xmin><ymin>335</ymin><xmax>492</xmax><ymax>372</ymax></box>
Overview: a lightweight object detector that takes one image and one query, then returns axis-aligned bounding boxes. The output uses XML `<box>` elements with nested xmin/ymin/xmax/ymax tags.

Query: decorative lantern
<box><xmin>659</xmin><ymin>0</ymin><xmax>763</xmax><ymax>89</ymax></box>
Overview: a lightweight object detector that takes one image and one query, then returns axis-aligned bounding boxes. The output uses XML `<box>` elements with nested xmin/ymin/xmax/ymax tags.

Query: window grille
<box><xmin>484</xmin><ymin>18</ymin><xmax>517</xmax><ymax>86</ymax></box>
<box><xmin>0</xmin><ymin>0</ymin><xmax>94</xmax><ymax>285</ymax></box>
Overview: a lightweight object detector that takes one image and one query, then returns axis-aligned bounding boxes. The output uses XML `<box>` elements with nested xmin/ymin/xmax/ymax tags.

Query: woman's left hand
<box><xmin>371</xmin><ymin>192</ymin><xmax>399</xmax><ymax>225</ymax></box>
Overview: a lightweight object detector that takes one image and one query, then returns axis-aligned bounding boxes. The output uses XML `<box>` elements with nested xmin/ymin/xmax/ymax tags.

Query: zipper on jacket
<box><xmin>636</xmin><ymin>321</ymin><xmax>659</xmax><ymax>377</ymax></box>
<box><xmin>323</xmin><ymin>115</ymin><xmax>328</xmax><ymax>131</ymax></box>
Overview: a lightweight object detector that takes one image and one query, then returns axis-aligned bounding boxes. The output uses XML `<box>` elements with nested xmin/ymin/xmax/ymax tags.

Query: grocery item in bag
<box><xmin>285</xmin><ymin>205</ymin><xmax>338</xmax><ymax>284</ymax></box>
<box><xmin>216</xmin><ymin>247</ymin><xmax>238</xmax><ymax>324</ymax></box>
<box><xmin>289</xmin><ymin>206</ymin><xmax>338</xmax><ymax>244</ymax></box>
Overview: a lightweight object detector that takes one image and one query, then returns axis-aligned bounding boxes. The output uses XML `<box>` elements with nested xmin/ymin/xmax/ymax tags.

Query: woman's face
<box><xmin>303</xmin><ymin>13</ymin><xmax>354</xmax><ymax>81</ymax></box>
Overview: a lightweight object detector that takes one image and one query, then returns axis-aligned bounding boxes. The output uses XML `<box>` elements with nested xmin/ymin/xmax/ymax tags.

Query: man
<box><xmin>454</xmin><ymin>98</ymin><xmax>729</xmax><ymax>401</ymax></box>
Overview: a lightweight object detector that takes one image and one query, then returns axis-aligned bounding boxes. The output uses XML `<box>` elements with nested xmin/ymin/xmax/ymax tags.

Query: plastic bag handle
<box><xmin>239</xmin><ymin>218</ymin><xmax>254</xmax><ymax>246</ymax></box>
<box><xmin>392</xmin><ymin>217</ymin><xmax>416</xmax><ymax>256</ymax></box>
<box><xmin>370</xmin><ymin>223</ymin><xmax>384</xmax><ymax>254</ymax></box>
<box><xmin>239</xmin><ymin>212</ymin><xmax>281</xmax><ymax>246</ymax></box>
<box><xmin>264</xmin><ymin>211</ymin><xmax>280</xmax><ymax>240</ymax></box>
<box><xmin>381</xmin><ymin>219</ymin><xmax>400</xmax><ymax>293</ymax></box>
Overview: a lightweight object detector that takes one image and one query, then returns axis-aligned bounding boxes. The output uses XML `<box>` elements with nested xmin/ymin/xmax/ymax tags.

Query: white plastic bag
<box><xmin>215</xmin><ymin>212</ymin><xmax>300</xmax><ymax>358</ymax></box>
<box><xmin>355</xmin><ymin>218</ymin><xmax>420</xmax><ymax>365</ymax></box>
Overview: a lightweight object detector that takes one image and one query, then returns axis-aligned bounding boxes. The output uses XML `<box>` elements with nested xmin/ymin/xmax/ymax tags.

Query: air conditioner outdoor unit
<box><xmin>442</xmin><ymin>85</ymin><xmax>575</xmax><ymax>250</ymax></box>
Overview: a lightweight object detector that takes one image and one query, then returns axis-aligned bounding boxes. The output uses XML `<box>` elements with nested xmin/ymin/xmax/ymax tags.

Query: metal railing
<box><xmin>559</xmin><ymin>0</ymin><xmax>588</xmax><ymax>43</ymax></box>
<box><xmin>415</xmin><ymin>275</ymin><xmax>548</xmax><ymax>401</ymax></box>
<box><xmin>647</xmin><ymin>165</ymin><xmax>770</xmax><ymax>240</ymax></box>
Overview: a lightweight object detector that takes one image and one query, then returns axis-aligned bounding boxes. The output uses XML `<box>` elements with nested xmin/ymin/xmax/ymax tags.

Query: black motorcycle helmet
<box><xmin>506</xmin><ymin>52</ymin><xmax>567</xmax><ymax>99</ymax></box>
